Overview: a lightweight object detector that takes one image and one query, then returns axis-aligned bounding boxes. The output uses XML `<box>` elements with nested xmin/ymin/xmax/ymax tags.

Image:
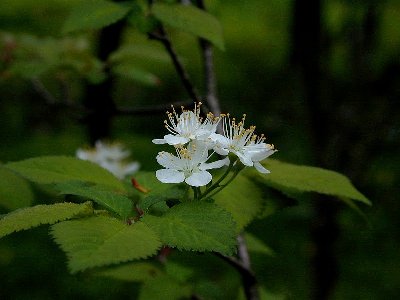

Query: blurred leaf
<box><xmin>7</xmin><ymin>156</ymin><xmax>126</xmax><ymax>192</ymax></box>
<box><xmin>165</xmin><ymin>261</ymin><xmax>194</xmax><ymax>283</ymax></box>
<box><xmin>0</xmin><ymin>166</ymin><xmax>34</xmax><ymax>211</ymax></box>
<box><xmin>214</xmin><ymin>174</ymin><xmax>264</xmax><ymax>231</ymax></box>
<box><xmin>0</xmin><ymin>202</ymin><xmax>93</xmax><ymax>238</ymax></box>
<box><xmin>8</xmin><ymin>61</ymin><xmax>51</xmax><ymax>78</ymax></box>
<box><xmin>110</xmin><ymin>44</ymin><xmax>170</xmax><ymax>63</ymax></box>
<box><xmin>248</xmin><ymin>159</ymin><xmax>371</xmax><ymax>205</ymax></box>
<box><xmin>113</xmin><ymin>64</ymin><xmax>160</xmax><ymax>86</ymax></box>
<box><xmin>143</xmin><ymin>202</ymin><xmax>237</xmax><ymax>255</ymax></box>
<box><xmin>63</xmin><ymin>0</ymin><xmax>132</xmax><ymax>33</ymax></box>
<box><xmin>244</xmin><ymin>232</ymin><xmax>275</xmax><ymax>256</ymax></box>
<box><xmin>152</xmin><ymin>3</ymin><xmax>225</xmax><ymax>50</ymax></box>
<box><xmin>55</xmin><ymin>181</ymin><xmax>134</xmax><ymax>218</ymax></box>
<box><xmin>96</xmin><ymin>262</ymin><xmax>162</xmax><ymax>282</ymax></box>
<box><xmin>51</xmin><ymin>216</ymin><xmax>161</xmax><ymax>273</ymax></box>
<box><xmin>238</xmin><ymin>286</ymin><xmax>286</xmax><ymax>300</ymax></box>
<box><xmin>138</xmin><ymin>274</ymin><xmax>192</xmax><ymax>300</ymax></box>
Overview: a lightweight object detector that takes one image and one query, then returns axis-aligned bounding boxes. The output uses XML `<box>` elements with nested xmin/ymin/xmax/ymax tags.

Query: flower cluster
<box><xmin>153</xmin><ymin>103</ymin><xmax>276</xmax><ymax>187</ymax></box>
<box><xmin>76</xmin><ymin>141</ymin><xmax>140</xmax><ymax>179</ymax></box>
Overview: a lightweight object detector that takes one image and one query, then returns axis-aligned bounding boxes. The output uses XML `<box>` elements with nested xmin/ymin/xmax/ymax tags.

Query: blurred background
<box><xmin>0</xmin><ymin>0</ymin><xmax>399</xmax><ymax>299</ymax></box>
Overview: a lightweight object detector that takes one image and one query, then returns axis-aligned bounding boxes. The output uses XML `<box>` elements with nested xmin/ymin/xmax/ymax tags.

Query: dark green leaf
<box><xmin>96</xmin><ymin>262</ymin><xmax>162</xmax><ymax>282</ymax></box>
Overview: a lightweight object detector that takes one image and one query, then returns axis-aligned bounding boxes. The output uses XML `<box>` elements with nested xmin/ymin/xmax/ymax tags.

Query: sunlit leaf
<box><xmin>0</xmin><ymin>202</ymin><xmax>93</xmax><ymax>238</ymax></box>
<box><xmin>51</xmin><ymin>216</ymin><xmax>161</xmax><ymax>273</ymax></box>
<box><xmin>143</xmin><ymin>202</ymin><xmax>237</xmax><ymax>255</ymax></box>
<box><xmin>152</xmin><ymin>3</ymin><xmax>225</xmax><ymax>50</ymax></box>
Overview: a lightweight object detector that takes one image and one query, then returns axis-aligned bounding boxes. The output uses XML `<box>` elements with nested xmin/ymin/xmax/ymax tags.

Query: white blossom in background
<box><xmin>155</xmin><ymin>142</ymin><xmax>229</xmax><ymax>187</ymax></box>
<box><xmin>212</xmin><ymin>114</ymin><xmax>277</xmax><ymax>173</ymax></box>
<box><xmin>76</xmin><ymin>141</ymin><xmax>140</xmax><ymax>179</ymax></box>
<box><xmin>152</xmin><ymin>102</ymin><xmax>220</xmax><ymax>146</ymax></box>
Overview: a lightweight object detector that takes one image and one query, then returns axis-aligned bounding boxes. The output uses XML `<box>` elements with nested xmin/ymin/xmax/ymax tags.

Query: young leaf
<box><xmin>248</xmin><ymin>159</ymin><xmax>371</xmax><ymax>205</ymax></box>
<box><xmin>55</xmin><ymin>182</ymin><xmax>133</xmax><ymax>219</ymax></box>
<box><xmin>0</xmin><ymin>202</ymin><xmax>93</xmax><ymax>238</ymax></box>
<box><xmin>96</xmin><ymin>262</ymin><xmax>162</xmax><ymax>282</ymax></box>
<box><xmin>6</xmin><ymin>156</ymin><xmax>126</xmax><ymax>192</ymax></box>
<box><xmin>244</xmin><ymin>233</ymin><xmax>275</xmax><ymax>256</ymax></box>
<box><xmin>0</xmin><ymin>166</ymin><xmax>34</xmax><ymax>211</ymax></box>
<box><xmin>214</xmin><ymin>174</ymin><xmax>264</xmax><ymax>231</ymax></box>
<box><xmin>63</xmin><ymin>0</ymin><xmax>132</xmax><ymax>34</ymax></box>
<box><xmin>50</xmin><ymin>216</ymin><xmax>161</xmax><ymax>273</ymax></box>
<box><xmin>152</xmin><ymin>3</ymin><xmax>225</xmax><ymax>50</ymax></box>
<box><xmin>143</xmin><ymin>202</ymin><xmax>237</xmax><ymax>255</ymax></box>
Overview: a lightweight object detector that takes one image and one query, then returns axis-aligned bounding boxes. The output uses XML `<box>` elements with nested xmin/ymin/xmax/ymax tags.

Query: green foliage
<box><xmin>248</xmin><ymin>159</ymin><xmax>371</xmax><ymax>205</ymax></box>
<box><xmin>152</xmin><ymin>3</ymin><xmax>225</xmax><ymax>50</ymax></box>
<box><xmin>96</xmin><ymin>262</ymin><xmax>162</xmax><ymax>282</ymax></box>
<box><xmin>0</xmin><ymin>166</ymin><xmax>34</xmax><ymax>211</ymax></box>
<box><xmin>0</xmin><ymin>202</ymin><xmax>93</xmax><ymax>238</ymax></box>
<box><xmin>112</xmin><ymin>64</ymin><xmax>160</xmax><ymax>86</ymax></box>
<box><xmin>214</xmin><ymin>174</ymin><xmax>264</xmax><ymax>231</ymax></box>
<box><xmin>55</xmin><ymin>181</ymin><xmax>134</xmax><ymax>218</ymax></box>
<box><xmin>138</xmin><ymin>274</ymin><xmax>192</xmax><ymax>300</ymax></box>
<box><xmin>244</xmin><ymin>233</ymin><xmax>274</xmax><ymax>256</ymax></box>
<box><xmin>143</xmin><ymin>202</ymin><xmax>237</xmax><ymax>255</ymax></box>
<box><xmin>50</xmin><ymin>216</ymin><xmax>161</xmax><ymax>273</ymax></box>
<box><xmin>63</xmin><ymin>0</ymin><xmax>132</xmax><ymax>34</ymax></box>
<box><xmin>7</xmin><ymin>156</ymin><xmax>126</xmax><ymax>192</ymax></box>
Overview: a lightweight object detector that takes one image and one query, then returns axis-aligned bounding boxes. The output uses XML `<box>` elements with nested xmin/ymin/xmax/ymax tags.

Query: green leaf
<box><xmin>63</xmin><ymin>0</ymin><xmax>132</xmax><ymax>34</ymax></box>
<box><xmin>0</xmin><ymin>166</ymin><xmax>34</xmax><ymax>211</ymax></box>
<box><xmin>238</xmin><ymin>286</ymin><xmax>285</xmax><ymax>300</ymax></box>
<box><xmin>138</xmin><ymin>274</ymin><xmax>192</xmax><ymax>300</ymax></box>
<box><xmin>244</xmin><ymin>233</ymin><xmax>275</xmax><ymax>256</ymax></box>
<box><xmin>249</xmin><ymin>159</ymin><xmax>371</xmax><ymax>205</ymax></box>
<box><xmin>55</xmin><ymin>182</ymin><xmax>133</xmax><ymax>219</ymax></box>
<box><xmin>6</xmin><ymin>156</ymin><xmax>126</xmax><ymax>192</ymax></box>
<box><xmin>96</xmin><ymin>262</ymin><xmax>162</xmax><ymax>282</ymax></box>
<box><xmin>50</xmin><ymin>216</ymin><xmax>161</xmax><ymax>273</ymax></box>
<box><xmin>113</xmin><ymin>64</ymin><xmax>160</xmax><ymax>86</ymax></box>
<box><xmin>143</xmin><ymin>202</ymin><xmax>237</xmax><ymax>255</ymax></box>
<box><xmin>139</xmin><ymin>185</ymin><xmax>186</xmax><ymax>211</ymax></box>
<box><xmin>152</xmin><ymin>3</ymin><xmax>225</xmax><ymax>50</ymax></box>
<box><xmin>0</xmin><ymin>202</ymin><xmax>93</xmax><ymax>238</ymax></box>
<box><xmin>214</xmin><ymin>174</ymin><xmax>264</xmax><ymax>231</ymax></box>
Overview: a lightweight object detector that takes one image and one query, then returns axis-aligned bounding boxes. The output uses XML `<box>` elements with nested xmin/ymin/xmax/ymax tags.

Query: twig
<box><xmin>148</xmin><ymin>27</ymin><xmax>201</xmax><ymax>103</ymax></box>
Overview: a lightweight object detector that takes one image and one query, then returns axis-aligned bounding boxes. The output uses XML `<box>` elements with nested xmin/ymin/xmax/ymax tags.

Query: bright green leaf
<box><xmin>0</xmin><ymin>166</ymin><xmax>34</xmax><ymax>211</ymax></box>
<box><xmin>96</xmin><ymin>262</ymin><xmax>162</xmax><ymax>282</ymax></box>
<box><xmin>63</xmin><ymin>0</ymin><xmax>132</xmax><ymax>34</ymax></box>
<box><xmin>138</xmin><ymin>274</ymin><xmax>192</xmax><ymax>300</ymax></box>
<box><xmin>244</xmin><ymin>233</ymin><xmax>275</xmax><ymax>256</ymax></box>
<box><xmin>248</xmin><ymin>159</ymin><xmax>371</xmax><ymax>205</ymax></box>
<box><xmin>51</xmin><ymin>216</ymin><xmax>161</xmax><ymax>273</ymax></box>
<box><xmin>6</xmin><ymin>156</ymin><xmax>126</xmax><ymax>192</ymax></box>
<box><xmin>0</xmin><ymin>202</ymin><xmax>93</xmax><ymax>238</ymax></box>
<box><xmin>214</xmin><ymin>174</ymin><xmax>264</xmax><ymax>231</ymax></box>
<box><xmin>143</xmin><ymin>202</ymin><xmax>237</xmax><ymax>255</ymax></box>
<box><xmin>152</xmin><ymin>3</ymin><xmax>225</xmax><ymax>50</ymax></box>
<box><xmin>55</xmin><ymin>181</ymin><xmax>134</xmax><ymax>218</ymax></box>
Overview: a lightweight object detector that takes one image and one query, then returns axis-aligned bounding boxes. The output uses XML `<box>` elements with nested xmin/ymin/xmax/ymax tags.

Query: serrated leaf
<box><xmin>51</xmin><ymin>216</ymin><xmax>161</xmax><ymax>273</ymax></box>
<box><xmin>0</xmin><ymin>166</ymin><xmax>34</xmax><ymax>211</ymax></box>
<box><xmin>63</xmin><ymin>0</ymin><xmax>132</xmax><ymax>34</ymax></box>
<box><xmin>96</xmin><ymin>262</ymin><xmax>162</xmax><ymax>282</ymax></box>
<box><xmin>140</xmin><ymin>185</ymin><xmax>185</xmax><ymax>211</ymax></box>
<box><xmin>0</xmin><ymin>202</ymin><xmax>93</xmax><ymax>238</ymax></box>
<box><xmin>152</xmin><ymin>3</ymin><xmax>225</xmax><ymax>50</ymax></box>
<box><xmin>6</xmin><ymin>156</ymin><xmax>126</xmax><ymax>192</ymax></box>
<box><xmin>244</xmin><ymin>233</ymin><xmax>275</xmax><ymax>256</ymax></box>
<box><xmin>55</xmin><ymin>181</ymin><xmax>134</xmax><ymax>218</ymax></box>
<box><xmin>249</xmin><ymin>159</ymin><xmax>371</xmax><ymax>205</ymax></box>
<box><xmin>143</xmin><ymin>202</ymin><xmax>236</xmax><ymax>255</ymax></box>
<box><xmin>214</xmin><ymin>174</ymin><xmax>264</xmax><ymax>231</ymax></box>
<box><xmin>138</xmin><ymin>274</ymin><xmax>192</xmax><ymax>300</ymax></box>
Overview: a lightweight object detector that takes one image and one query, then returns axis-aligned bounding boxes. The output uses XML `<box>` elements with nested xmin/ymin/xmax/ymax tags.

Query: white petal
<box><xmin>200</xmin><ymin>157</ymin><xmax>230</xmax><ymax>170</ymax></box>
<box><xmin>156</xmin><ymin>152</ymin><xmax>181</xmax><ymax>169</ymax></box>
<box><xmin>236</xmin><ymin>151</ymin><xmax>253</xmax><ymax>166</ymax></box>
<box><xmin>156</xmin><ymin>169</ymin><xmax>185</xmax><ymax>183</ymax></box>
<box><xmin>152</xmin><ymin>138</ymin><xmax>167</xmax><ymax>144</ymax></box>
<box><xmin>164</xmin><ymin>134</ymin><xmax>190</xmax><ymax>145</ymax></box>
<box><xmin>123</xmin><ymin>162</ymin><xmax>140</xmax><ymax>175</ymax></box>
<box><xmin>254</xmin><ymin>162</ymin><xmax>270</xmax><ymax>174</ymax></box>
<box><xmin>185</xmin><ymin>170</ymin><xmax>212</xmax><ymax>187</ymax></box>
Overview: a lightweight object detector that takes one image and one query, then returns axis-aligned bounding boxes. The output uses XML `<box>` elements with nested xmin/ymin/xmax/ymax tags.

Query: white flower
<box><xmin>155</xmin><ymin>142</ymin><xmax>229</xmax><ymax>187</ymax></box>
<box><xmin>76</xmin><ymin>141</ymin><xmax>140</xmax><ymax>179</ymax></box>
<box><xmin>152</xmin><ymin>102</ymin><xmax>220</xmax><ymax>146</ymax></box>
<box><xmin>213</xmin><ymin>114</ymin><xmax>276</xmax><ymax>173</ymax></box>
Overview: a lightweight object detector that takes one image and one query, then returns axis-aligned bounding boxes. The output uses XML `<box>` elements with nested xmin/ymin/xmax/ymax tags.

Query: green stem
<box><xmin>205</xmin><ymin>168</ymin><xmax>242</xmax><ymax>199</ymax></box>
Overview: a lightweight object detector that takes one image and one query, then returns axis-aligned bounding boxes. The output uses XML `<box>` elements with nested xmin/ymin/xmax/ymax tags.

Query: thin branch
<box><xmin>148</xmin><ymin>27</ymin><xmax>201</xmax><ymax>104</ymax></box>
<box><xmin>31</xmin><ymin>78</ymin><xmax>57</xmax><ymax>104</ymax></box>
